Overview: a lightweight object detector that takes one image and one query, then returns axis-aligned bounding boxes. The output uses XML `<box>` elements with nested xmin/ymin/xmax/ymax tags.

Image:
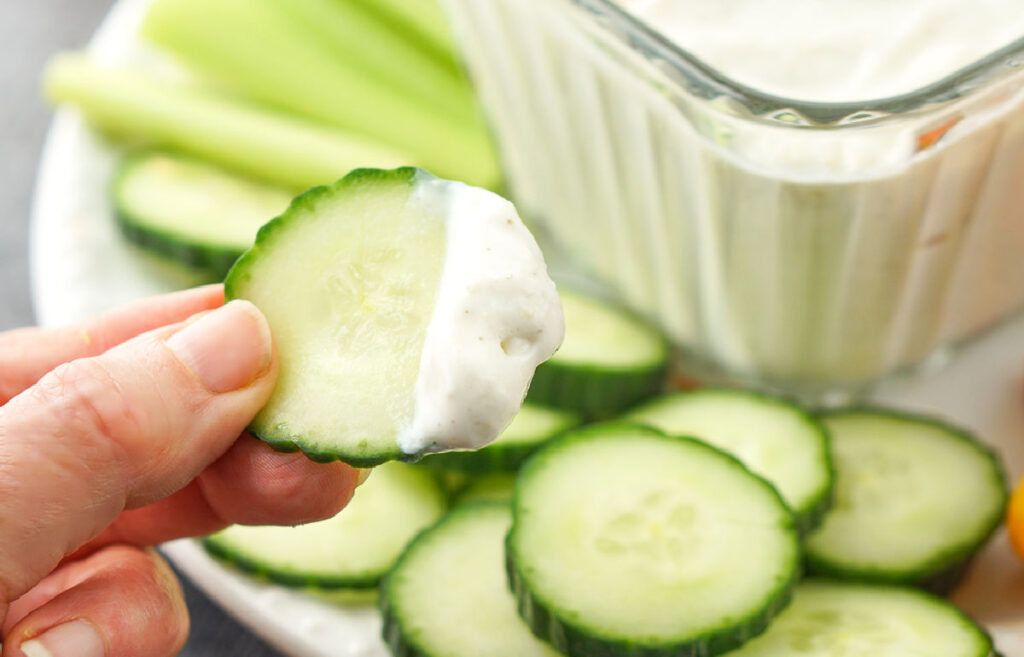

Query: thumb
<box><xmin>0</xmin><ymin>300</ymin><xmax>277</xmax><ymax>610</ymax></box>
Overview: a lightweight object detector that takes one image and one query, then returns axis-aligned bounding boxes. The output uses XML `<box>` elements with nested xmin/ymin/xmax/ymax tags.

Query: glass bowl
<box><xmin>444</xmin><ymin>0</ymin><xmax>1024</xmax><ymax>397</ymax></box>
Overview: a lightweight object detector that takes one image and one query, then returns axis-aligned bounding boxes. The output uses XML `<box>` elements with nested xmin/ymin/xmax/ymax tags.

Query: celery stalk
<box><xmin>141</xmin><ymin>0</ymin><xmax>499</xmax><ymax>189</ymax></box>
<box><xmin>348</xmin><ymin>0</ymin><xmax>458</xmax><ymax>65</ymax></box>
<box><xmin>266</xmin><ymin>0</ymin><xmax>471</xmax><ymax>120</ymax></box>
<box><xmin>44</xmin><ymin>54</ymin><xmax>411</xmax><ymax>192</ymax></box>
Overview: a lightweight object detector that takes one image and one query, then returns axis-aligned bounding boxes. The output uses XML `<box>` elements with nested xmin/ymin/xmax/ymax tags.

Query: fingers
<box><xmin>72</xmin><ymin>436</ymin><xmax>360</xmax><ymax>555</ymax></box>
<box><xmin>197</xmin><ymin>436</ymin><xmax>359</xmax><ymax>525</ymax></box>
<box><xmin>0</xmin><ymin>300</ymin><xmax>277</xmax><ymax>606</ymax></box>
<box><xmin>2</xmin><ymin>545</ymin><xmax>188</xmax><ymax>657</ymax></box>
<box><xmin>0</xmin><ymin>285</ymin><xmax>224</xmax><ymax>405</ymax></box>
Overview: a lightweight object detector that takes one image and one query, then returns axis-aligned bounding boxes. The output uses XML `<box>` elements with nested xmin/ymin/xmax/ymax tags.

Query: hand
<box><xmin>0</xmin><ymin>286</ymin><xmax>361</xmax><ymax>657</ymax></box>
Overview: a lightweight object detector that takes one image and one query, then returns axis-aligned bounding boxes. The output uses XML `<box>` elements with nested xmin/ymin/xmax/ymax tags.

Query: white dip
<box><xmin>620</xmin><ymin>0</ymin><xmax>1024</xmax><ymax>102</ymax></box>
<box><xmin>398</xmin><ymin>174</ymin><xmax>564</xmax><ymax>454</ymax></box>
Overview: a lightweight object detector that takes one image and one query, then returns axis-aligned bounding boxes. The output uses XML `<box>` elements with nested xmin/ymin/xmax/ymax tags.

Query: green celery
<box><xmin>141</xmin><ymin>0</ymin><xmax>499</xmax><ymax>189</ymax></box>
<box><xmin>267</xmin><ymin>0</ymin><xmax>471</xmax><ymax>120</ymax></box>
<box><xmin>347</xmin><ymin>0</ymin><xmax>458</xmax><ymax>66</ymax></box>
<box><xmin>44</xmin><ymin>54</ymin><xmax>411</xmax><ymax>192</ymax></box>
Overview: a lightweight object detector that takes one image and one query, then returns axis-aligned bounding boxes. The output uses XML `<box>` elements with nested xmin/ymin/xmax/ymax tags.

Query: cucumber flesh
<box><xmin>527</xmin><ymin>290</ymin><xmax>668</xmax><ymax>418</ymax></box>
<box><xmin>453</xmin><ymin>473</ymin><xmax>516</xmax><ymax>506</ymax></box>
<box><xmin>482</xmin><ymin>404</ymin><xmax>579</xmax><ymax>449</ymax></box>
<box><xmin>382</xmin><ymin>504</ymin><xmax>562</xmax><ymax>657</ymax></box>
<box><xmin>628</xmin><ymin>388</ymin><xmax>833</xmax><ymax>534</ymax></box>
<box><xmin>114</xmin><ymin>152</ymin><xmax>291</xmax><ymax>274</ymax></box>
<box><xmin>420</xmin><ymin>404</ymin><xmax>580</xmax><ymax>473</ymax></box>
<box><xmin>231</xmin><ymin>168</ymin><xmax>445</xmax><ymax>465</ymax></box>
<box><xmin>553</xmin><ymin>291</ymin><xmax>665</xmax><ymax>367</ymax></box>
<box><xmin>226</xmin><ymin>167</ymin><xmax>562</xmax><ymax>466</ymax></box>
<box><xmin>806</xmin><ymin>410</ymin><xmax>1007</xmax><ymax>592</ymax></box>
<box><xmin>721</xmin><ymin>580</ymin><xmax>992</xmax><ymax>657</ymax></box>
<box><xmin>509</xmin><ymin>424</ymin><xmax>799</xmax><ymax>657</ymax></box>
<box><xmin>203</xmin><ymin>462</ymin><xmax>446</xmax><ymax>588</ymax></box>
<box><xmin>432</xmin><ymin>469</ymin><xmax>471</xmax><ymax>500</ymax></box>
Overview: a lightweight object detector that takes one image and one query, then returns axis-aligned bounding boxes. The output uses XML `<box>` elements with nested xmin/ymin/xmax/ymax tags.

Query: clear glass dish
<box><xmin>444</xmin><ymin>0</ymin><xmax>1024</xmax><ymax>397</ymax></box>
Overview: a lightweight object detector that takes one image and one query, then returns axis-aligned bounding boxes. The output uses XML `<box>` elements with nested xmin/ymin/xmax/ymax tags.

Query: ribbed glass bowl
<box><xmin>445</xmin><ymin>0</ymin><xmax>1024</xmax><ymax>397</ymax></box>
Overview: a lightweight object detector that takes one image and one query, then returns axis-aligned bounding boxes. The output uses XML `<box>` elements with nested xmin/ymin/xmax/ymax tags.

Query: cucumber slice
<box><xmin>721</xmin><ymin>580</ymin><xmax>993</xmax><ymax>657</ymax></box>
<box><xmin>453</xmin><ymin>473</ymin><xmax>516</xmax><ymax>506</ymax></box>
<box><xmin>382</xmin><ymin>504</ymin><xmax>562</xmax><ymax>657</ymax></box>
<box><xmin>203</xmin><ymin>462</ymin><xmax>446</xmax><ymax>589</ymax></box>
<box><xmin>420</xmin><ymin>404</ymin><xmax>581</xmax><ymax>473</ymax></box>
<box><xmin>527</xmin><ymin>290</ymin><xmax>668</xmax><ymax>418</ymax></box>
<box><xmin>114</xmin><ymin>152</ymin><xmax>291</xmax><ymax>275</ymax></box>
<box><xmin>628</xmin><ymin>389</ymin><xmax>833</xmax><ymax>534</ymax></box>
<box><xmin>226</xmin><ymin>167</ymin><xmax>562</xmax><ymax>466</ymax></box>
<box><xmin>806</xmin><ymin>410</ymin><xmax>1007</xmax><ymax>593</ymax></box>
<box><xmin>308</xmin><ymin>587</ymin><xmax>380</xmax><ymax>607</ymax></box>
<box><xmin>509</xmin><ymin>424</ymin><xmax>800</xmax><ymax>657</ymax></box>
<box><xmin>430</xmin><ymin>469</ymin><xmax>472</xmax><ymax>501</ymax></box>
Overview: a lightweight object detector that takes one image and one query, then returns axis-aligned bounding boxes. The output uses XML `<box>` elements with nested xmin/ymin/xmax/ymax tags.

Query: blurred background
<box><xmin>0</xmin><ymin>0</ymin><xmax>101</xmax><ymax>331</ymax></box>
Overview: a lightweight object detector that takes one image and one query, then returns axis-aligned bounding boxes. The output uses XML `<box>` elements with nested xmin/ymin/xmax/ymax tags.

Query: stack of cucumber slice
<box><xmin>182</xmin><ymin>166</ymin><xmax>1006</xmax><ymax>656</ymax></box>
<box><xmin>380</xmin><ymin>415</ymin><xmax>1004</xmax><ymax>657</ymax></box>
<box><xmin>386</xmin><ymin>521</ymin><xmax>995</xmax><ymax>657</ymax></box>
<box><xmin>628</xmin><ymin>389</ymin><xmax>833</xmax><ymax>534</ymax></box>
<box><xmin>204</xmin><ymin>386</ymin><xmax>1007</xmax><ymax>656</ymax></box>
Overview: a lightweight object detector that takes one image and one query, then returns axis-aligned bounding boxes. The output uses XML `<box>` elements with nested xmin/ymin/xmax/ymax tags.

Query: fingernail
<box><xmin>356</xmin><ymin>468</ymin><xmax>373</xmax><ymax>488</ymax></box>
<box><xmin>20</xmin><ymin>620</ymin><xmax>105</xmax><ymax>657</ymax></box>
<box><xmin>167</xmin><ymin>300</ymin><xmax>272</xmax><ymax>393</ymax></box>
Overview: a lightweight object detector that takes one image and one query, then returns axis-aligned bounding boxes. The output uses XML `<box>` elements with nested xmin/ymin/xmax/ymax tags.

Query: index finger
<box><xmin>0</xmin><ymin>300</ymin><xmax>276</xmax><ymax>605</ymax></box>
<box><xmin>0</xmin><ymin>285</ymin><xmax>224</xmax><ymax>404</ymax></box>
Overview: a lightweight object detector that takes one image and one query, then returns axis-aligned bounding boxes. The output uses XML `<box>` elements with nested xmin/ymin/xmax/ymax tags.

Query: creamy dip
<box><xmin>398</xmin><ymin>175</ymin><xmax>564</xmax><ymax>454</ymax></box>
<box><xmin>620</xmin><ymin>0</ymin><xmax>1024</xmax><ymax>102</ymax></box>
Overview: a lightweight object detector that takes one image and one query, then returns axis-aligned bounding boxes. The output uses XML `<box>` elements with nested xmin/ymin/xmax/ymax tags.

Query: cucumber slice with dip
<box><xmin>226</xmin><ymin>167</ymin><xmax>563</xmax><ymax>466</ymax></box>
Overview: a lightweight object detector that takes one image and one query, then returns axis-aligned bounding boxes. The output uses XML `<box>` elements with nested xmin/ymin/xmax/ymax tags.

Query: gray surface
<box><xmin>0</xmin><ymin>2</ymin><xmax>284</xmax><ymax>655</ymax></box>
<box><xmin>0</xmin><ymin>0</ymin><xmax>92</xmax><ymax>331</ymax></box>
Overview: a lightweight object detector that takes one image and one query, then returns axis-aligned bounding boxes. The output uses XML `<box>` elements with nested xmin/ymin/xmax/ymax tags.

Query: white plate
<box><xmin>29</xmin><ymin>0</ymin><xmax>1024</xmax><ymax>655</ymax></box>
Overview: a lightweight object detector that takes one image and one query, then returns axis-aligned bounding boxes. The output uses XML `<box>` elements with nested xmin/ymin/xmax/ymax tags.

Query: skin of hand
<box><xmin>0</xmin><ymin>285</ymin><xmax>362</xmax><ymax>657</ymax></box>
